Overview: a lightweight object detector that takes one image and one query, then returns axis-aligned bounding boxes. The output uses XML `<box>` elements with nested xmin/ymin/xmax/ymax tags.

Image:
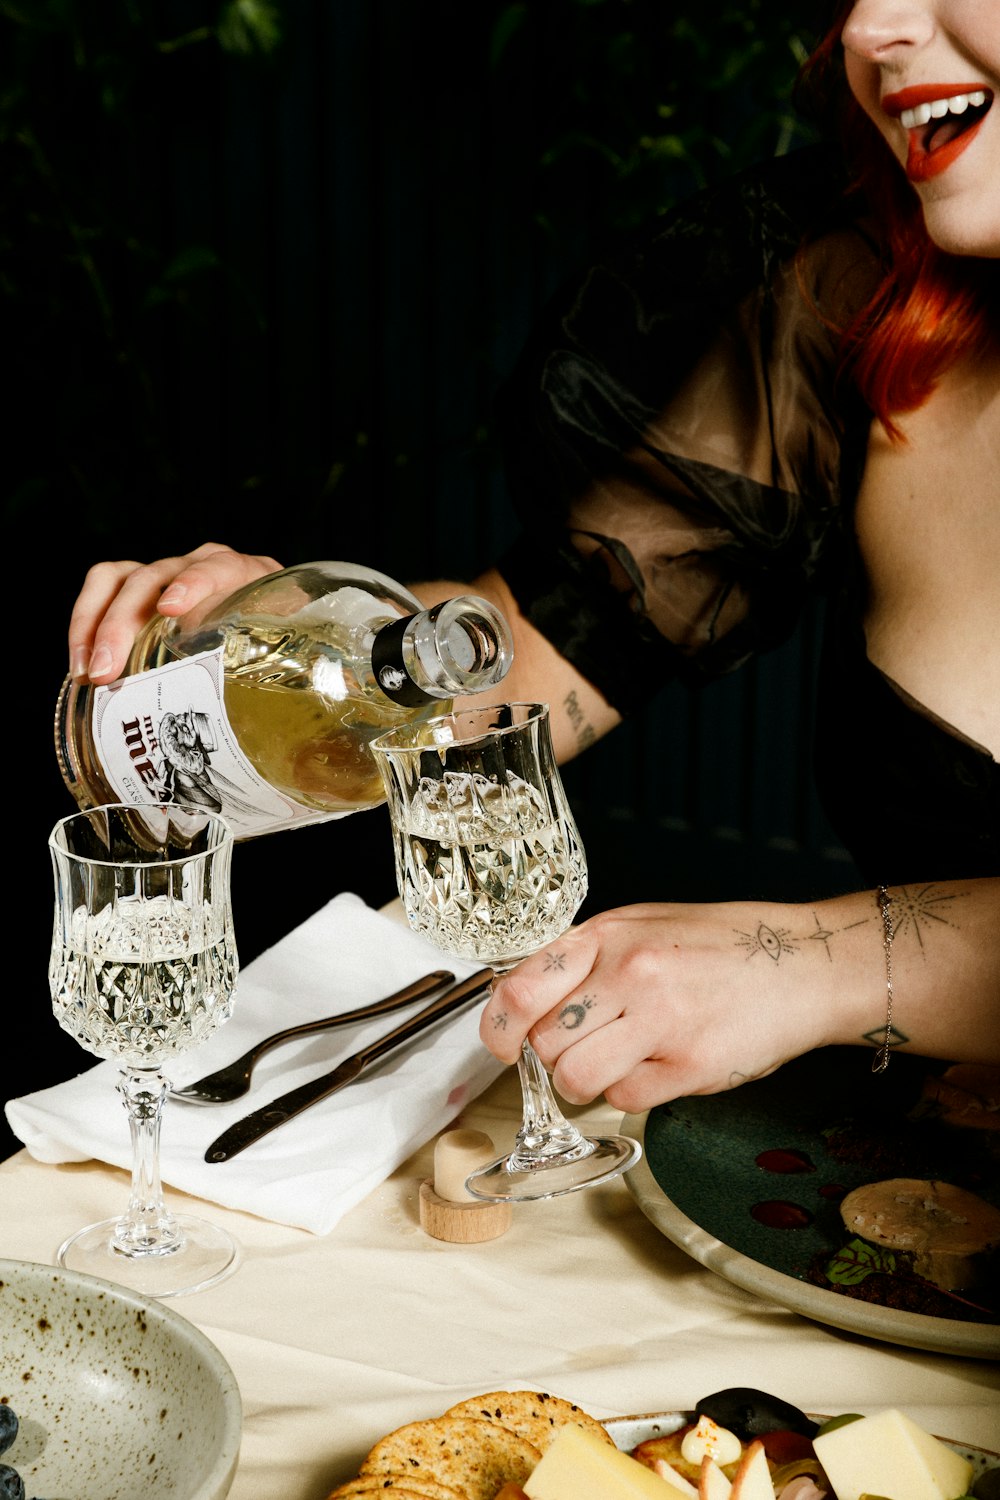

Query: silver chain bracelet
<box><xmin>872</xmin><ymin>884</ymin><xmax>894</xmax><ymax>1073</ymax></box>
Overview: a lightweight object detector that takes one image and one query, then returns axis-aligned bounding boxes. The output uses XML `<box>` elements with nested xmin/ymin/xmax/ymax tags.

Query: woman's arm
<box><xmin>482</xmin><ymin>878</ymin><xmax>1000</xmax><ymax>1112</ymax></box>
<box><xmin>409</xmin><ymin>567</ymin><xmax>621</xmax><ymax>764</ymax></box>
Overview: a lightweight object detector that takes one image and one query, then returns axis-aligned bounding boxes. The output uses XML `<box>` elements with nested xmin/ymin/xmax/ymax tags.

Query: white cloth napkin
<box><xmin>7</xmin><ymin>893</ymin><xmax>503</xmax><ymax>1234</ymax></box>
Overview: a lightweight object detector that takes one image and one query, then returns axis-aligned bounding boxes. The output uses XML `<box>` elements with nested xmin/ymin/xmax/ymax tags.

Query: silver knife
<box><xmin>203</xmin><ymin>967</ymin><xmax>494</xmax><ymax>1163</ymax></box>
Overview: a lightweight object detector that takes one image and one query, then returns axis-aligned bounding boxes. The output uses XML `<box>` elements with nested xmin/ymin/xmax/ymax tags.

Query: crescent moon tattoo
<box><xmin>559</xmin><ymin>995</ymin><xmax>595</xmax><ymax>1030</ymax></box>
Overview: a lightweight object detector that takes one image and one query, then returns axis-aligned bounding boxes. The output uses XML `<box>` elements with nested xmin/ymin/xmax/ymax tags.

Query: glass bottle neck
<box><xmin>371</xmin><ymin>595</ymin><xmax>513</xmax><ymax>706</ymax></box>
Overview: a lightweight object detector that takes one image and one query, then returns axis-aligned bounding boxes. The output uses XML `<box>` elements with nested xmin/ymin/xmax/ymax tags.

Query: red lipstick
<box><xmin>882</xmin><ymin>83</ymin><xmax>988</xmax><ymax>116</ymax></box>
<box><xmin>881</xmin><ymin>84</ymin><xmax>993</xmax><ymax>184</ymax></box>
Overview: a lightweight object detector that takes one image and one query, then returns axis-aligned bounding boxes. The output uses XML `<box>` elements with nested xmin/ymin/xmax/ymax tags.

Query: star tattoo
<box><xmin>804</xmin><ymin>909</ymin><xmax>868</xmax><ymax>962</ymax></box>
<box><xmin>888</xmin><ymin>883</ymin><xmax>962</xmax><ymax>948</ymax></box>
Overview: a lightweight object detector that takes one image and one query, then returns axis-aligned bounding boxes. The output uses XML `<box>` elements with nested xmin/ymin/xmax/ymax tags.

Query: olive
<box><xmin>0</xmin><ymin>1411</ymin><xmax>16</xmax><ymax>1460</ymax></box>
<box><xmin>0</xmin><ymin>1463</ymin><xmax>24</xmax><ymax>1500</ymax></box>
<box><xmin>695</xmin><ymin>1387</ymin><xmax>819</xmax><ymax>1439</ymax></box>
<box><xmin>816</xmin><ymin>1413</ymin><xmax>865</xmax><ymax>1435</ymax></box>
<box><xmin>972</xmin><ymin>1468</ymin><xmax>1000</xmax><ymax>1500</ymax></box>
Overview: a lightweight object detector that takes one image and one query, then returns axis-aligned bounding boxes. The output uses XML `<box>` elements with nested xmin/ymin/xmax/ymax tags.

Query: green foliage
<box><xmin>1</xmin><ymin>0</ymin><xmax>829</xmax><ymax>542</ymax></box>
<box><xmin>0</xmin><ymin>1</ymin><xmax>282</xmax><ymax>534</ymax></box>
<box><xmin>488</xmin><ymin>0</ymin><xmax>827</xmax><ymax>234</ymax></box>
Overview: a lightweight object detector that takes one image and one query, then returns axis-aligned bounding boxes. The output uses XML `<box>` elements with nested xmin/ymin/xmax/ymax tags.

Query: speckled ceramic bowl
<box><xmin>0</xmin><ymin>1258</ymin><xmax>241</xmax><ymax>1500</ymax></box>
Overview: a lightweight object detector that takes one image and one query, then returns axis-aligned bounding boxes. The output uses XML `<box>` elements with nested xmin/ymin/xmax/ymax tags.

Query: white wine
<box><xmin>55</xmin><ymin>562</ymin><xmax>513</xmax><ymax>838</ymax></box>
<box><xmin>50</xmin><ymin>896</ymin><xmax>237</xmax><ymax>1067</ymax></box>
<box><xmin>391</xmin><ymin>771</ymin><xmax>588</xmax><ymax>969</ymax></box>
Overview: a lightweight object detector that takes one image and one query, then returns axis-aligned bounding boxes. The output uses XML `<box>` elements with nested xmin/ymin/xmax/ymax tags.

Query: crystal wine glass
<box><xmin>48</xmin><ymin>801</ymin><xmax>239</xmax><ymax>1297</ymax></box>
<box><xmin>371</xmin><ymin>702</ymin><xmax>640</xmax><ymax>1202</ymax></box>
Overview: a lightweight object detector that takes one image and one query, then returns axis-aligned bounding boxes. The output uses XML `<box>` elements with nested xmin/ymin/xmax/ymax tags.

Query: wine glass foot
<box><xmin>464</xmin><ymin>1133</ymin><xmax>641</xmax><ymax>1203</ymax></box>
<box><xmin>56</xmin><ymin>1214</ymin><xmax>241</xmax><ymax>1298</ymax></box>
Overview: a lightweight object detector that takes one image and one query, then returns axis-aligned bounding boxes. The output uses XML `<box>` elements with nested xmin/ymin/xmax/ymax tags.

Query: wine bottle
<box><xmin>55</xmin><ymin>561</ymin><xmax>513</xmax><ymax>838</ymax></box>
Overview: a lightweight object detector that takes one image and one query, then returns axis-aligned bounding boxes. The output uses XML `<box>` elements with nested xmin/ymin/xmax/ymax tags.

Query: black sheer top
<box><xmin>495</xmin><ymin>145</ymin><xmax>1000</xmax><ymax>882</ymax></box>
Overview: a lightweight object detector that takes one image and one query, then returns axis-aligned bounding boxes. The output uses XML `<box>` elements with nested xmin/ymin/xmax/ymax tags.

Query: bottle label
<box><xmin>91</xmin><ymin>648</ymin><xmax>344</xmax><ymax>837</ymax></box>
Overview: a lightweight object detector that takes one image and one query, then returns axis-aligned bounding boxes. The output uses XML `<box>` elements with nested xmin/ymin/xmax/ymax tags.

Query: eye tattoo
<box><xmin>543</xmin><ymin>952</ymin><xmax>567</xmax><ymax>971</ymax></box>
<box><xmin>735</xmin><ymin>923</ymin><xmax>797</xmax><ymax>962</ymax></box>
<box><xmin>559</xmin><ymin>996</ymin><xmax>595</xmax><ymax>1030</ymax></box>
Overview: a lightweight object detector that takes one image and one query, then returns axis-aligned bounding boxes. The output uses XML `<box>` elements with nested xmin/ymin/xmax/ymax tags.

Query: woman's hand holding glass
<box><xmin>372</xmin><ymin>702</ymin><xmax>640</xmax><ymax>1202</ymax></box>
<box><xmin>482</xmin><ymin>898</ymin><xmax>869</xmax><ymax>1112</ymax></box>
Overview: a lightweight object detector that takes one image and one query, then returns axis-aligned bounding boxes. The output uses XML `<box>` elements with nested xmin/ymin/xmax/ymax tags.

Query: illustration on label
<box><xmin>91</xmin><ymin>649</ymin><xmax>327</xmax><ymax>836</ymax></box>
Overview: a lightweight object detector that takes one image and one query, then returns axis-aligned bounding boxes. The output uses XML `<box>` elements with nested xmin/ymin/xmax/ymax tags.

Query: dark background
<box><xmin>4</xmin><ymin>0</ymin><xmax>857</xmax><ymax>1159</ymax></box>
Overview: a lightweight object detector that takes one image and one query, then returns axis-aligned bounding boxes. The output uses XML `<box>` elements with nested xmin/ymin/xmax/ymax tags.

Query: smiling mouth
<box><xmin>898</xmin><ymin>89</ymin><xmax>992</xmax><ymax>150</ymax></box>
<box><xmin>883</xmin><ymin>86</ymin><xmax>994</xmax><ymax>182</ymax></box>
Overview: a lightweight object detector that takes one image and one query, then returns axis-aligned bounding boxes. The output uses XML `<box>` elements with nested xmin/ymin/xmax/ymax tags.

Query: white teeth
<box><xmin>899</xmin><ymin>90</ymin><xmax>990</xmax><ymax>130</ymax></box>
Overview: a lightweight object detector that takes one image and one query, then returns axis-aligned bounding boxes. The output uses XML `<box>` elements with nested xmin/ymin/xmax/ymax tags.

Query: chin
<box><xmin>919</xmin><ymin>204</ymin><xmax>1000</xmax><ymax>259</ymax></box>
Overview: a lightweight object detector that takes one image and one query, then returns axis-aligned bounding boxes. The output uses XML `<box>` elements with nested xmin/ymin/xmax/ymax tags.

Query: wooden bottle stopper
<box><xmin>419</xmin><ymin>1128</ymin><xmax>512</xmax><ymax>1243</ymax></box>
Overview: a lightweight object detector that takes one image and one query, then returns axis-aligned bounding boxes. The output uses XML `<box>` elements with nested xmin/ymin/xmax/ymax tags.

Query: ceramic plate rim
<box><xmin>0</xmin><ymin>1256</ymin><xmax>242</xmax><ymax>1500</ymax></box>
<box><xmin>621</xmin><ymin>1111</ymin><xmax>1000</xmax><ymax>1360</ymax></box>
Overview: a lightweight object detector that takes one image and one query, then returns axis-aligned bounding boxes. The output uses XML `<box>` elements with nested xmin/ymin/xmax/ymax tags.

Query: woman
<box><xmin>65</xmin><ymin>0</ymin><xmax>1000</xmax><ymax>1111</ymax></box>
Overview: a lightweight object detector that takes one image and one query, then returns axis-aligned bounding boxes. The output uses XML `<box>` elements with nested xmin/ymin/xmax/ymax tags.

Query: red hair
<box><xmin>798</xmin><ymin>3</ymin><xmax>995</xmax><ymax>439</ymax></box>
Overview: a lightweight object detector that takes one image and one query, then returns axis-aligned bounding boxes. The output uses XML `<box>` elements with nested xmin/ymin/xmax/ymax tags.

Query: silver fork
<box><xmin>172</xmin><ymin>969</ymin><xmax>455</xmax><ymax>1104</ymax></box>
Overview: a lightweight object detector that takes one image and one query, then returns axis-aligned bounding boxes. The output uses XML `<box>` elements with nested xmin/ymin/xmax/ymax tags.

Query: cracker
<box><xmin>360</xmin><ymin>1416</ymin><xmax>540</xmax><ymax>1500</ymax></box>
<box><xmin>442</xmin><ymin>1390</ymin><xmax>616</xmax><ymax>1453</ymax></box>
<box><xmin>327</xmin><ymin>1481</ymin><xmax>466</xmax><ymax>1500</ymax></box>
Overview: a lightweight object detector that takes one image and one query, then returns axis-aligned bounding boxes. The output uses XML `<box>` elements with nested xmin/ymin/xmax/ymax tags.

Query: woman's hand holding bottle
<box><xmin>69</xmin><ymin>542</ymin><xmax>283</xmax><ymax>684</ymax></box>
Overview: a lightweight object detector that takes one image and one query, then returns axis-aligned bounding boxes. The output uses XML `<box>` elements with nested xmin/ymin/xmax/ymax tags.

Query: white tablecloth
<box><xmin>1</xmin><ymin>1067</ymin><xmax>997</xmax><ymax>1500</ymax></box>
<box><xmin>7</xmin><ymin>893</ymin><xmax>498</xmax><ymax>1233</ymax></box>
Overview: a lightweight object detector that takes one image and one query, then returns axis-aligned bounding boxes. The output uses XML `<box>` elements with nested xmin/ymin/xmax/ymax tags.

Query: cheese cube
<box><xmin>524</xmin><ymin>1424</ymin><xmax>694</xmax><ymax>1499</ymax></box>
<box><xmin>812</xmin><ymin>1409</ymin><xmax>973</xmax><ymax>1500</ymax></box>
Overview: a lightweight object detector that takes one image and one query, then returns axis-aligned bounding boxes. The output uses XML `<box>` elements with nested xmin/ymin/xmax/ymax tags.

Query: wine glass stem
<box><xmin>514</xmin><ymin>1040</ymin><xmax>591</xmax><ymax>1158</ymax></box>
<box><xmin>116</xmin><ymin>1069</ymin><xmax>181</xmax><ymax>1256</ymax></box>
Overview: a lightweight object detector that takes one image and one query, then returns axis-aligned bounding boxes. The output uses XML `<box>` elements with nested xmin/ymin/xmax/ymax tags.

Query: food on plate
<box><xmin>838</xmin><ymin>1178</ymin><xmax>1000</xmax><ymax>1295</ymax></box>
<box><xmin>0</xmin><ymin>1410</ymin><xmax>16</xmax><ymax>1455</ymax></box>
<box><xmin>920</xmin><ymin>1064</ymin><xmax>1000</xmax><ymax>1131</ymax></box>
<box><xmin>356</xmin><ymin>1414</ymin><xmax>540</xmax><ymax>1500</ymax></box>
<box><xmin>327</xmin><ymin>1387</ymin><xmax>993</xmax><ymax>1500</ymax></box>
<box><xmin>329</xmin><ymin>1480</ymin><xmax>465</xmax><ymax>1499</ymax></box>
<box><xmin>812</xmin><ymin>1410</ymin><xmax>974</xmax><ymax>1500</ymax></box>
<box><xmin>0</xmin><ymin>1405</ymin><xmax>24</xmax><ymax>1500</ymax></box>
<box><xmin>442</xmin><ymin>1389</ymin><xmax>617</xmax><ymax>1454</ymax></box>
<box><xmin>696</xmin><ymin>1389</ymin><xmax>820</xmax><ymax>1441</ymax></box>
<box><xmin>628</xmin><ymin>1417</ymin><xmax>824</xmax><ymax>1498</ymax></box>
<box><xmin>805</xmin><ymin>1076</ymin><xmax>1000</xmax><ymax>1319</ymax></box>
<box><xmin>520</xmin><ymin>1407</ymin><xmax>977</xmax><ymax>1500</ymax></box>
<box><xmin>522</xmin><ymin>1424</ymin><xmax>693</xmax><ymax>1497</ymax></box>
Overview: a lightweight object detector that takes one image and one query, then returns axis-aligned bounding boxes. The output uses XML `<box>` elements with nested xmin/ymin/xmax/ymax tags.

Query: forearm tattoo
<box><xmin>733</xmin><ymin>883</ymin><xmax>968</xmax><ymax>1055</ymax></box>
<box><xmin>734</xmin><ymin>884</ymin><xmax>965</xmax><ymax>965</ymax></box>
<box><xmin>563</xmin><ymin>690</ymin><xmax>596</xmax><ymax>751</ymax></box>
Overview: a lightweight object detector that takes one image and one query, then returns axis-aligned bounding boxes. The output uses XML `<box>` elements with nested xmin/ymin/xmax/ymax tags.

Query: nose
<box><xmin>841</xmin><ymin>0</ymin><xmax>935</xmax><ymax>59</ymax></box>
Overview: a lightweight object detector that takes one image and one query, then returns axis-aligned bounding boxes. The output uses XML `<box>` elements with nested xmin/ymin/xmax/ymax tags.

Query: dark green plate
<box><xmin>623</xmin><ymin>1047</ymin><xmax>1000</xmax><ymax>1358</ymax></box>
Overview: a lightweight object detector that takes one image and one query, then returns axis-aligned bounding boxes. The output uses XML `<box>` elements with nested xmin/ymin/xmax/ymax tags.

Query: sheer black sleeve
<box><xmin>495</xmin><ymin>144</ymin><xmax>881</xmax><ymax>714</ymax></box>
